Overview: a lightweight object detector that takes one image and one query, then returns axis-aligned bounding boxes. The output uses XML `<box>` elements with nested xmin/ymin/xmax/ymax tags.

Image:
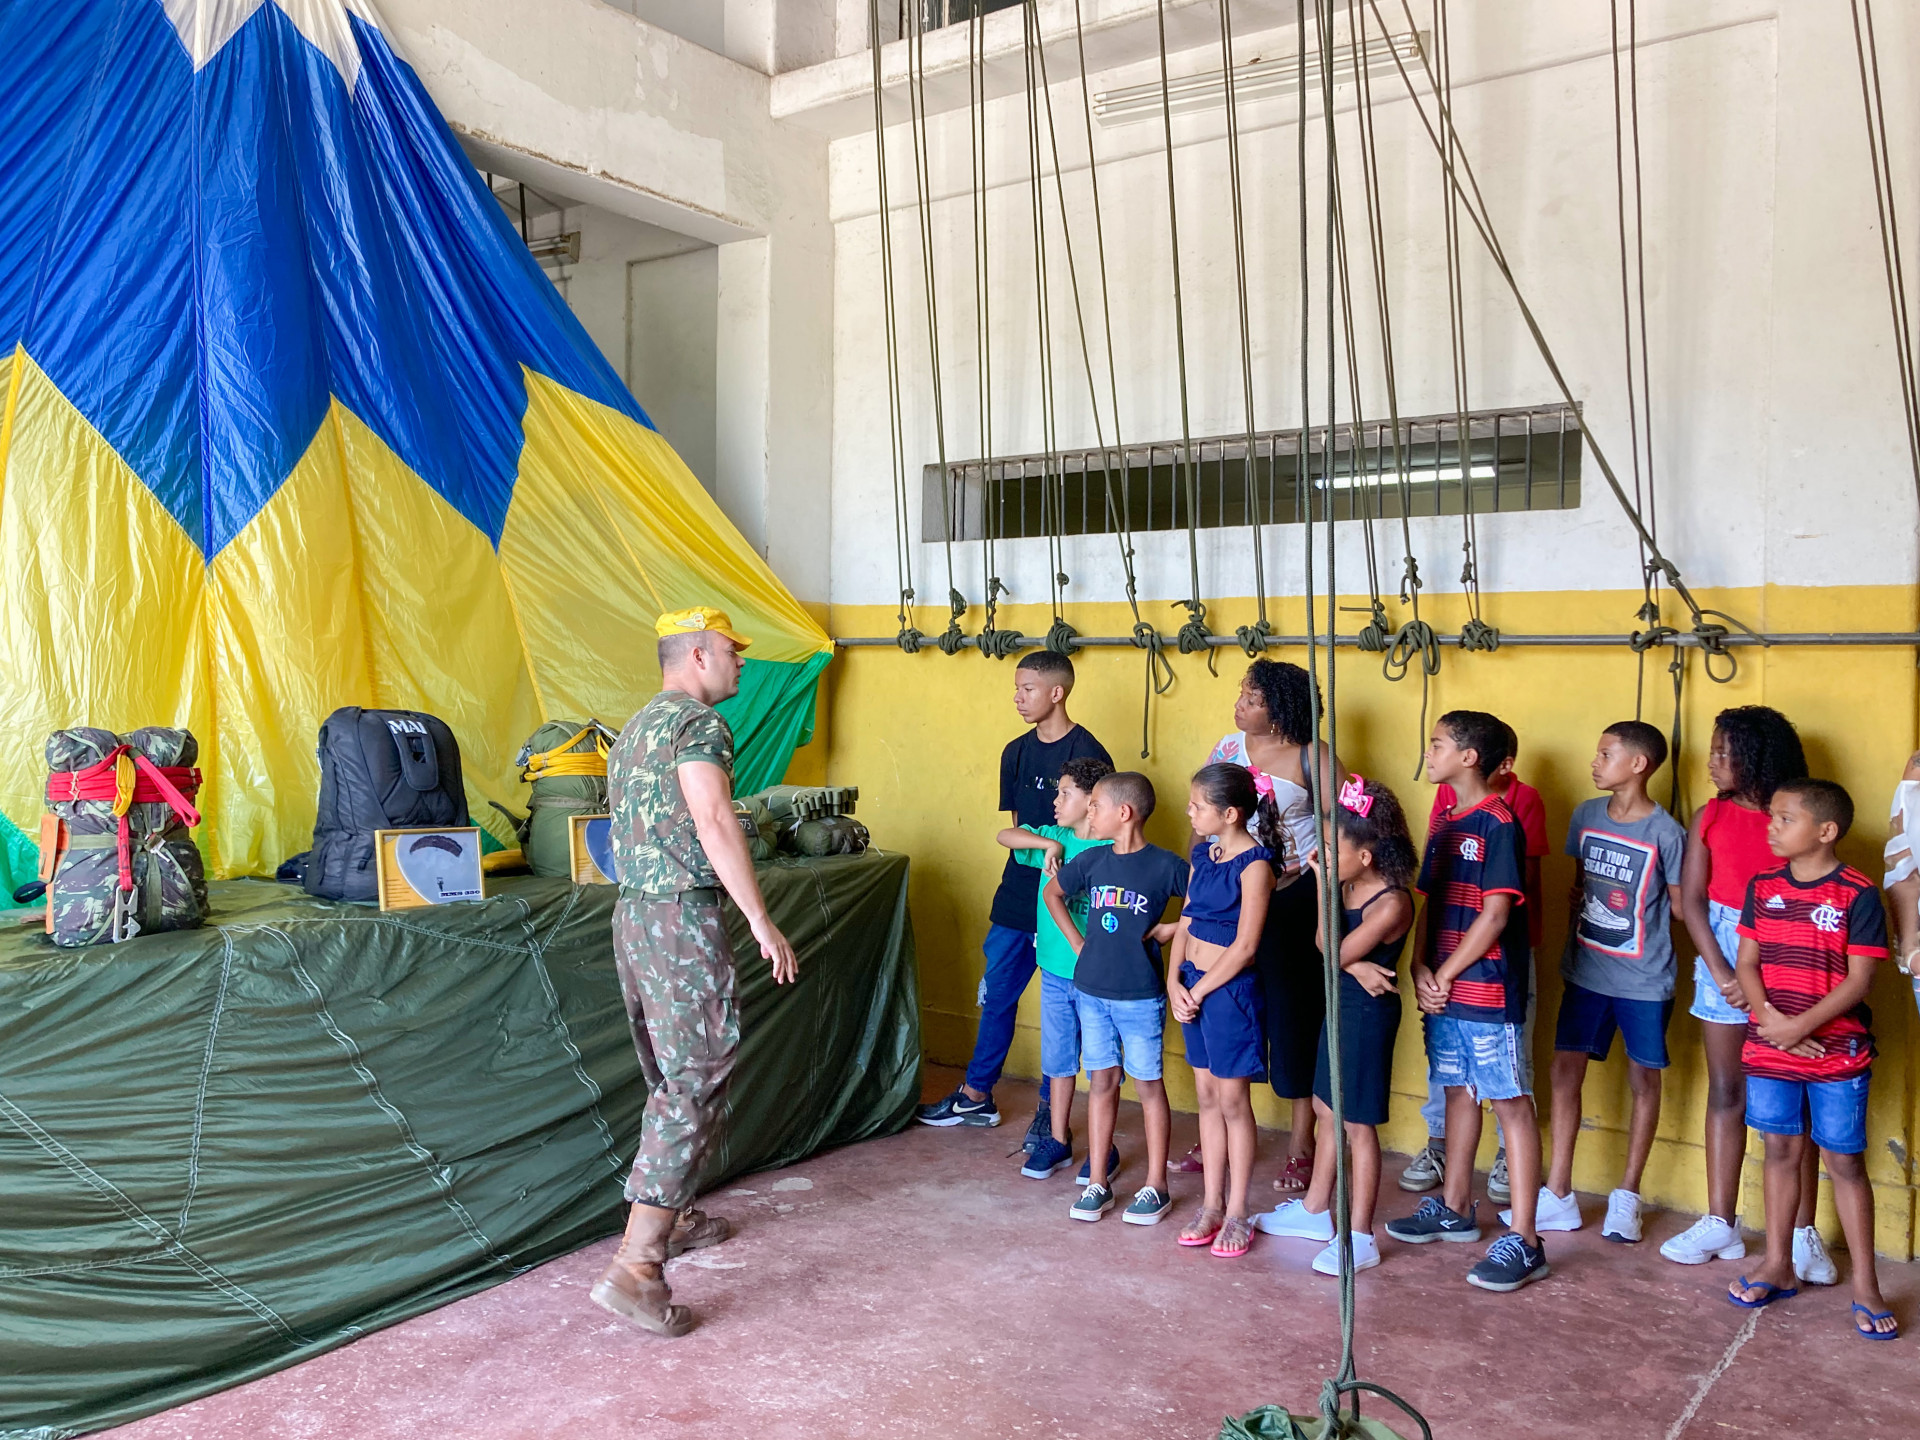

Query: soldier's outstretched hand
<box><xmin>752</xmin><ymin>912</ymin><xmax>799</xmax><ymax>985</ymax></box>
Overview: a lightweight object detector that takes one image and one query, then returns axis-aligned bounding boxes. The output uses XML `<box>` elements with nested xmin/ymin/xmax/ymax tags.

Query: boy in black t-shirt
<box><xmin>1045</xmin><ymin>772</ymin><xmax>1186</xmax><ymax>1225</ymax></box>
<box><xmin>918</xmin><ymin>652</ymin><xmax>1113</xmax><ymax>1133</ymax></box>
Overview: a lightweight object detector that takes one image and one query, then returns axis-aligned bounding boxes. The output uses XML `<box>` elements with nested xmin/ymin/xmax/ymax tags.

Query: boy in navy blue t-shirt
<box><xmin>918</xmin><ymin>651</ymin><xmax>1112</xmax><ymax>1134</ymax></box>
<box><xmin>1045</xmin><ymin>772</ymin><xmax>1186</xmax><ymax>1226</ymax></box>
<box><xmin>1387</xmin><ymin>711</ymin><xmax>1549</xmax><ymax>1293</ymax></box>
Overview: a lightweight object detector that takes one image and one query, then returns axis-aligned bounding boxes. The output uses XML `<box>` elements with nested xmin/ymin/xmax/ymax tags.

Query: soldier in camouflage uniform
<box><xmin>590</xmin><ymin>605</ymin><xmax>799</xmax><ymax>1338</ymax></box>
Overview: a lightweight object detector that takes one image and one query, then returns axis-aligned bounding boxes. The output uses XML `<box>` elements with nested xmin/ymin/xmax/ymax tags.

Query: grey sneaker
<box><xmin>1467</xmin><ymin>1233</ymin><xmax>1550</xmax><ymax>1292</ymax></box>
<box><xmin>1398</xmin><ymin>1143</ymin><xmax>1446</xmax><ymax>1192</ymax></box>
<box><xmin>1122</xmin><ymin>1186</ymin><xmax>1173</xmax><ymax>1225</ymax></box>
<box><xmin>1070</xmin><ymin>1181</ymin><xmax>1114</xmax><ymax>1222</ymax></box>
<box><xmin>1488</xmin><ymin>1148</ymin><xmax>1511</xmax><ymax>1204</ymax></box>
<box><xmin>1385</xmin><ymin>1197</ymin><xmax>1482</xmax><ymax>1245</ymax></box>
<box><xmin>1021</xmin><ymin>1102</ymin><xmax>1052</xmax><ymax>1154</ymax></box>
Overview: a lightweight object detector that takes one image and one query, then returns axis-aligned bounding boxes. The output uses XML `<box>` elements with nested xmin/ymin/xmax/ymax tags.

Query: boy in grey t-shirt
<box><xmin>1522</xmin><ymin>721</ymin><xmax>1686</xmax><ymax>1246</ymax></box>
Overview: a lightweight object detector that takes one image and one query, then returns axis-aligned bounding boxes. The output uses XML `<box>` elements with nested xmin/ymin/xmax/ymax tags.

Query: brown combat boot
<box><xmin>590</xmin><ymin>1203</ymin><xmax>693</xmax><ymax>1337</ymax></box>
<box><xmin>666</xmin><ymin>1207</ymin><xmax>733</xmax><ymax>1258</ymax></box>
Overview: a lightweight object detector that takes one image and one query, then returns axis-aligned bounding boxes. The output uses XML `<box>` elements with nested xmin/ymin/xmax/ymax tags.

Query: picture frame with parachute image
<box><xmin>375</xmin><ymin>827</ymin><xmax>485</xmax><ymax>909</ymax></box>
<box><xmin>569</xmin><ymin>815</ymin><xmax>617</xmax><ymax>886</ymax></box>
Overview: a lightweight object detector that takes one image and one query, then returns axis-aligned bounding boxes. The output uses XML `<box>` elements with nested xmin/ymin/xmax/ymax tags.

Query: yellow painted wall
<box><xmin>822</xmin><ymin>584</ymin><xmax>1920</xmax><ymax>1257</ymax></box>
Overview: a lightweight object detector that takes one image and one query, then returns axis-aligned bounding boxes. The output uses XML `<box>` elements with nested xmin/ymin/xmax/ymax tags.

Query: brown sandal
<box><xmin>1272</xmin><ymin>1153</ymin><xmax>1314</xmax><ymax>1193</ymax></box>
<box><xmin>1179</xmin><ymin>1206</ymin><xmax>1225</xmax><ymax>1247</ymax></box>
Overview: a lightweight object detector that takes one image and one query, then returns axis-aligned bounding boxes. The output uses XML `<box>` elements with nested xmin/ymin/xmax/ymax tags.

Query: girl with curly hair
<box><xmin>1183</xmin><ymin>660</ymin><xmax>1339</xmax><ymax>1194</ymax></box>
<box><xmin>1666</xmin><ymin>706</ymin><xmax>1825</xmax><ymax>1276</ymax></box>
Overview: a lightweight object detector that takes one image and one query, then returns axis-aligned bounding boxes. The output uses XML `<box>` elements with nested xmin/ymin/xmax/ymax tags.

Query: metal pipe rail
<box><xmin>833</xmin><ymin>630</ymin><xmax>1920</xmax><ymax>649</ymax></box>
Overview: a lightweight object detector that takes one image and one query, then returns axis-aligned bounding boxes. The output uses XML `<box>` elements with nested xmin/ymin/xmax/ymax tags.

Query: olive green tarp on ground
<box><xmin>0</xmin><ymin>856</ymin><xmax>919</xmax><ymax>1438</ymax></box>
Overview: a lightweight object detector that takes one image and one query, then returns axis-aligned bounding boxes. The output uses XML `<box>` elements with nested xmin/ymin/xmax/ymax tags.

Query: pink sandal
<box><xmin>1210</xmin><ymin>1215</ymin><xmax>1254</xmax><ymax>1258</ymax></box>
<box><xmin>1272</xmin><ymin>1153</ymin><xmax>1314</xmax><ymax>1193</ymax></box>
<box><xmin>1173</xmin><ymin>1144</ymin><xmax>1205</xmax><ymax>1174</ymax></box>
<box><xmin>1178</xmin><ymin>1206</ymin><xmax>1225</xmax><ymax>1247</ymax></box>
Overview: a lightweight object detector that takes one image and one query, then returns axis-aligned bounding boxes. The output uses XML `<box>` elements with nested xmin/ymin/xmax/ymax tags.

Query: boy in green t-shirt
<box><xmin>998</xmin><ymin>755</ymin><xmax>1114</xmax><ymax>1179</ymax></box>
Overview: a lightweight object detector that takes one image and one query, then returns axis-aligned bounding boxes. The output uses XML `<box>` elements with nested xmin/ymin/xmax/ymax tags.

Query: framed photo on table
<box><xmin>375</xmin><ymin>827</ymin><xmax>485</xmax><ymax>909</ymax></box>
<box><xmin>568</xmin><ymin>814</ymin><xmax>617</xmax><ymax>885</ymax></box>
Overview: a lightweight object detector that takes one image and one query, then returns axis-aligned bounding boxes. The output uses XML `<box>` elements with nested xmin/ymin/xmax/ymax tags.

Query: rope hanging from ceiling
<box><xmin>1152</xmin><ymin>0</ymin><xmax>1216</xmax><ymax>671</ymax></box>
<box><xmin>868</xmin><ymin>0</ymin><xmax>923</xmax><ymax>653</ymax></box>
<box><xmin>905</xmin><ymin>3</ymin><xmax>970</xmax><ymax>654</ymax></box>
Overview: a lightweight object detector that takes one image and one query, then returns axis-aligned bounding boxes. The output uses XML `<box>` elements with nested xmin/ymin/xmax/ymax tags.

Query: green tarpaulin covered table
<box><xmin>0</xmin><ymin>854</ymin><xmax>919</xmax><ymax>1437</ymax></box>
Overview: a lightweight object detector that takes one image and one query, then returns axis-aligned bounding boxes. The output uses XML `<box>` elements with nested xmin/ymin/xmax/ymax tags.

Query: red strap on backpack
<box><xmin>46</xmin><ymin>747</ymin><xmax>202</xmax><ymax>892</ymax></box>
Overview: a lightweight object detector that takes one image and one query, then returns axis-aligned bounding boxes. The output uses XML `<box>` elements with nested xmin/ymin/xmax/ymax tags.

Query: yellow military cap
<box><xmin>655</xmin><ymin>605</ymin><xmax>753</xmax><ymax>649</ymax></box>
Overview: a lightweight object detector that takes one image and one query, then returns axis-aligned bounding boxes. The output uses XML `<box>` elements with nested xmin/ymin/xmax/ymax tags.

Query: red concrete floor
<box><xmin>109</xmin><ymin>1067</ymin><xmax>1919</xmax><ymax>1440</ymax></box>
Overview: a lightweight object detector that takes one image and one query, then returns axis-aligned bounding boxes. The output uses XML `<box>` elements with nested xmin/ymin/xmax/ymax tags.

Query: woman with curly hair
<box><xmin>1664</xmin><ymin>706</ymin><xmax>1825</xmax><ymax>1278</ymax></box>
<box><xmin>1181</xmin><ymin>659</ymin><xmax>1339</xmax><ymax>1193</ymax></box>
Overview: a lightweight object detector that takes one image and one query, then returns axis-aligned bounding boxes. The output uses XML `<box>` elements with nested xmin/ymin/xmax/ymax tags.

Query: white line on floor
<box><xmin>1663</xmin><ymin>1310</ymin><xmax>1759</xmax><ymax>1440</ymax></box>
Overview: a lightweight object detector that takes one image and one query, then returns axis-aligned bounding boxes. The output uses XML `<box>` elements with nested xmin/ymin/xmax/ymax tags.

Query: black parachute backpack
<box><xmin>306</xmin><ymin>708</ymin><xmax>468</xmax><ymax>902</ymax></box>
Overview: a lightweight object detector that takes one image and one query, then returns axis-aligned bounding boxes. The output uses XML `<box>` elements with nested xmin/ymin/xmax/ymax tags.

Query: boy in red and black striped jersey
<box><xmin>1386</xmin><ymin>711</ymin><xmax>1548</xmax><ymax>1293</ymax></box>
<box><xmin>1726</xmin><ymin>779</ymin><xmax>1895</xmax><ymax>1339</ymax></box>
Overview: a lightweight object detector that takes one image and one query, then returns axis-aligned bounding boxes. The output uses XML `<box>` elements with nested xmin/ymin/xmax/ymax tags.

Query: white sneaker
<box><xmin>1252</xmin><ymin>1198</ymin><xmax>1336</xmax><ymax>1241</ymax></box>
<box><xmin>1312</xmin><ymin>1231</ymin><xmax>1380</xmax><ymax>1275</ymax></box>
<box><xmin>1660</xmin><ymin>1213</ymin><xmax>1746</xmax><ymax>1264</ymax></box>
<box><xmin>1793</xmin><ymin>1225</ymin><xmax>1839</xmax><ymax>1285</ymax></box>
<box><xmin>1498</xmin><ymin>1187</ymin><xmax>1582</xmax><ymax>1232</ymax></box>
<box><xmin>1601</xmin><ymin>1189</ymin><xmax>1643</xmax><ymax>1243</ymax></box>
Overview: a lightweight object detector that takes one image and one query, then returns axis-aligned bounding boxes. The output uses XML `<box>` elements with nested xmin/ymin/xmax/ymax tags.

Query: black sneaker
<box><xmin>1076</xmin><ymin>1143</ymin><xmax>1122</xmax><ymax>1186</ymax></box>
<box><xmin>1467</xmin><ymin>1233</ymin><xmax>1550</xmax><ymax>1291</ymax></box>
<box><xmin>915</xmin><ymin>1086</ymin><xmax>1001</xmax><ymax>1128</ymax></box>
<box><xmin>1022</xmin><ymin>1102</ymin><xmax>1053</xmax><ymax>1154</ymax></box>
<box><xmin>1385</xmin><ymin>1197</ymin><xmax>1482</xmax><ymax>1245</ymax></box>
<box><xmin>1021</xmin><ymin>1133</ymin><xmax>1074</xmax><ymax>1179</ymax></box>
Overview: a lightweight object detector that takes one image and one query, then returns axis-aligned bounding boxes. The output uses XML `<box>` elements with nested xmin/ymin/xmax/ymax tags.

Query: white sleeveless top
<box><xmin>1208</xmin><ymin>731</ymin><xmax>1317</xmax><ymax>864</ymax></box>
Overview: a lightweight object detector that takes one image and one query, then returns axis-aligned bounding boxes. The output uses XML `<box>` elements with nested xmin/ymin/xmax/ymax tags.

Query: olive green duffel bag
<box><xmin>496</xmin><ymin>720</ymin><xmax>617</xmax><ymax>877</ymax></box>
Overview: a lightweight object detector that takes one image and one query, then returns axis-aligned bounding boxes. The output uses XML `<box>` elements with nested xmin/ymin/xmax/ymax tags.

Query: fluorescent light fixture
<box><xmin>1092</xmin><ymin>29</ymin><xmax>1426</xmax><ymax>126</ymax></box>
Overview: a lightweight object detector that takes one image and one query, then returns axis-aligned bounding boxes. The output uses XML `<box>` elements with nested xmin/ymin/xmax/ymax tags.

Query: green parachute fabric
<box><xmin>0</xmin><ymin>858</ymin><xmax>918</xmax><ymax>1437</ymax></box>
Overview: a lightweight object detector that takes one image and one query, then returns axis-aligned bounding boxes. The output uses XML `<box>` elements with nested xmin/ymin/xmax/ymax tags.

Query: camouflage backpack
<box><xmin>44</xmin><ymin>727</ymin><xmax>207</xmax><ymax>947</ymax></box>
<box><xmin>495</xmin><ymin>720</ymin><xmax>616</xmax><ymax>877</ymax></box>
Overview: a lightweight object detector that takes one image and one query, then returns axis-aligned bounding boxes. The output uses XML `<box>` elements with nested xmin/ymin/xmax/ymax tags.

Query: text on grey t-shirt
<box><xmin>1562</xmin><ymin>796</ymin><xmax>1688</xmax><ymax>1001</ymax></box>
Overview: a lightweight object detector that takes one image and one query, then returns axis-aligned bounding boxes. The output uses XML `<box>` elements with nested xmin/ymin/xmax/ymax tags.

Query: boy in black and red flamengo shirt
<box><xmin>1726</xmin><ymin>779</ymin><xmax>1895</xmax><ymax>1339</ymax></box>
<box><xmin>1387</xmin><ymin>711</ymin><xmax>1548</xmax><ymax>1293</ymax></box>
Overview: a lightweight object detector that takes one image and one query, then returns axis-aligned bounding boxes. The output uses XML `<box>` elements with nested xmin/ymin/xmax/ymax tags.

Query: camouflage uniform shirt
<box><xmin>608</xmin><ymin>690</ymin><xmax>735</xmax><ymax>893</ymax></box>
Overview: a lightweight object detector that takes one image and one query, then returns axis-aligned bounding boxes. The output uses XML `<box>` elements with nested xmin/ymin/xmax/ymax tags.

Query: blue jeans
<box><xmin>1422</xmin><ymin>987</ymin><xmax>1535</xmax><ymax>1138</ymax></box>
<box><xmin>1746</xmin><ymin>1071</ymin><xmax>1870</xmax><ymax>1154</ymax></box>
<box><xmin>1424</xmin><ymin>1015</ymin><xmax>1529</xmax><ymax>1103</ymax></box>
<box><xmin>964</xmin><ymin>923</ymin><xmax>1037</xmax><ymax>1093</ymax></box>
<box><xmin>1038</xmin><ymin>970</ymin><xmax>1082</xmax><ymax>1079</ymax></box>
<box><xmin>1075</xmin><ymin>990</ymin><xmax>1167</xmax><ymax>1081</ymax></box>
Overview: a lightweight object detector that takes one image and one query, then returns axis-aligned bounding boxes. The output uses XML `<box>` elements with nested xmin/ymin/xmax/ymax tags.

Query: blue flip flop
<box><xmin>1853</xmin><ymin>1302</ymin><xmax>1899</xmax><ymax>1341</ymax></box>
<box><xmin>1727</xmin><ymin>1276</ymin><xmax>1798</xmax><ymax>1309</ymax></box>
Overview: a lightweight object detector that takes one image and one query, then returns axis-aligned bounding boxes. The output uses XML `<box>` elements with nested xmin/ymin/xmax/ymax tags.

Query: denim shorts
<box><xmin>1424</xmin><ymin>1014</ymin><xmax>1529</xmax><ymax>1102</ymax></box>
<box><xmin>1177</xmin><ymin>961</ymin><xmax>1266</xmax><ymax>1079</ymax></box>
<box><xmin>1075</xmin><ymin>990</ymin><xmax>1166</xmax><ymax>1081</ymax></box>
<box><xmin>1688</xmin><ymin>901</ymin><xmax>1750</xmax><ymax>1026</ymax></box>
<box><xmin>1745</xmin><ymin>1071</ymin><xmax>1870</xmax><ymax>1154</ymax></box>
<box><xmin>1555</xmin><ymin>981</ymin><xmax>1675</xmax><ymax>1069</ymax></box>
<box><xmin>1039</xmin><ymin>970</ymin><xmax>1082</xmax><ymax>1079</ymax></box>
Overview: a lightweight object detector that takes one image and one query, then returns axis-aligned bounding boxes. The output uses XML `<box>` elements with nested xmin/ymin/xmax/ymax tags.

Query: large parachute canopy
<box><xmin>0</xmin><ymin>0</ymin><xmax>831</xmax><ymax>879</ymax></box>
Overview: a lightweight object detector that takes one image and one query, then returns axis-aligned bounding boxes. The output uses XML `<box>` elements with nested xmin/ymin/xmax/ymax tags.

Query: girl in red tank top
<box><xmin>1671</xmin><ymin>707</ymin><xmax>1812</xmax><ymax>1267</ymax></box>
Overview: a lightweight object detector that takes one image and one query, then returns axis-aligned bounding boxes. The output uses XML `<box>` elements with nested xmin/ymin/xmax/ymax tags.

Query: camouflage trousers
<box><xmin>614</xmin><ymin>893</ymin><xmax>740</xmax><ymax>1212</ymax></box>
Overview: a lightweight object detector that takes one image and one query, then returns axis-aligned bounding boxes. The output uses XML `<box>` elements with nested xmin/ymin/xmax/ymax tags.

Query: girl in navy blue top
<box><xmin>1255</xmin><ymin>776</ymin><xmax>1416</xmax><ymax>1277</ymax></box>
<box><xmin>1168</xmin><ymin>764</ymin><xmax>1275</xmax><ymax>1258</ymax></box>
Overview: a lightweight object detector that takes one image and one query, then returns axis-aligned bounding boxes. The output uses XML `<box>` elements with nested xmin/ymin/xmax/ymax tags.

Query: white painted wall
<box><xmin>819</xmin><ymin>0</ymin><xmax>1920</xmax><ymax>612</ymax></box>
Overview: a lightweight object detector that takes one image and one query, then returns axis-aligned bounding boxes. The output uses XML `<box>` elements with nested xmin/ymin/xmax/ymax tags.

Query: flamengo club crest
<box><xmin>1809</xmin><ymin>902</ymin><xmax>1844</xmax><ymax>934</ymax></box>
<box><xmin>1458</xmin><ymin>836</ymin><xmax>1483</xmax><ymax>861</ymax></box>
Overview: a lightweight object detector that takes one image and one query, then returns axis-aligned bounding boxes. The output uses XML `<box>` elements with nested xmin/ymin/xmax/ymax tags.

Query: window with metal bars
<box><xmin>902</xmin><ymin>0</ymin><xmax>1023</xmax><ymax>35</ymax></box>
<box><xmin>921</xmin><ymin>403</ymin><xmax>1583</xmax><ymax>543</ymax></box>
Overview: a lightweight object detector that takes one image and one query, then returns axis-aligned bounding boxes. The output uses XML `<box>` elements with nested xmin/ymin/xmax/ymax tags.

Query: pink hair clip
<box><xmin>1251</xmin><ymin>770</ymin><xmax>1275</xmax><ymax>800</ymax></box>
<box><xmin>1338</xmin><ymin>774</ymin><xmax>1373</xmax><ymax>818</ymax></box>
